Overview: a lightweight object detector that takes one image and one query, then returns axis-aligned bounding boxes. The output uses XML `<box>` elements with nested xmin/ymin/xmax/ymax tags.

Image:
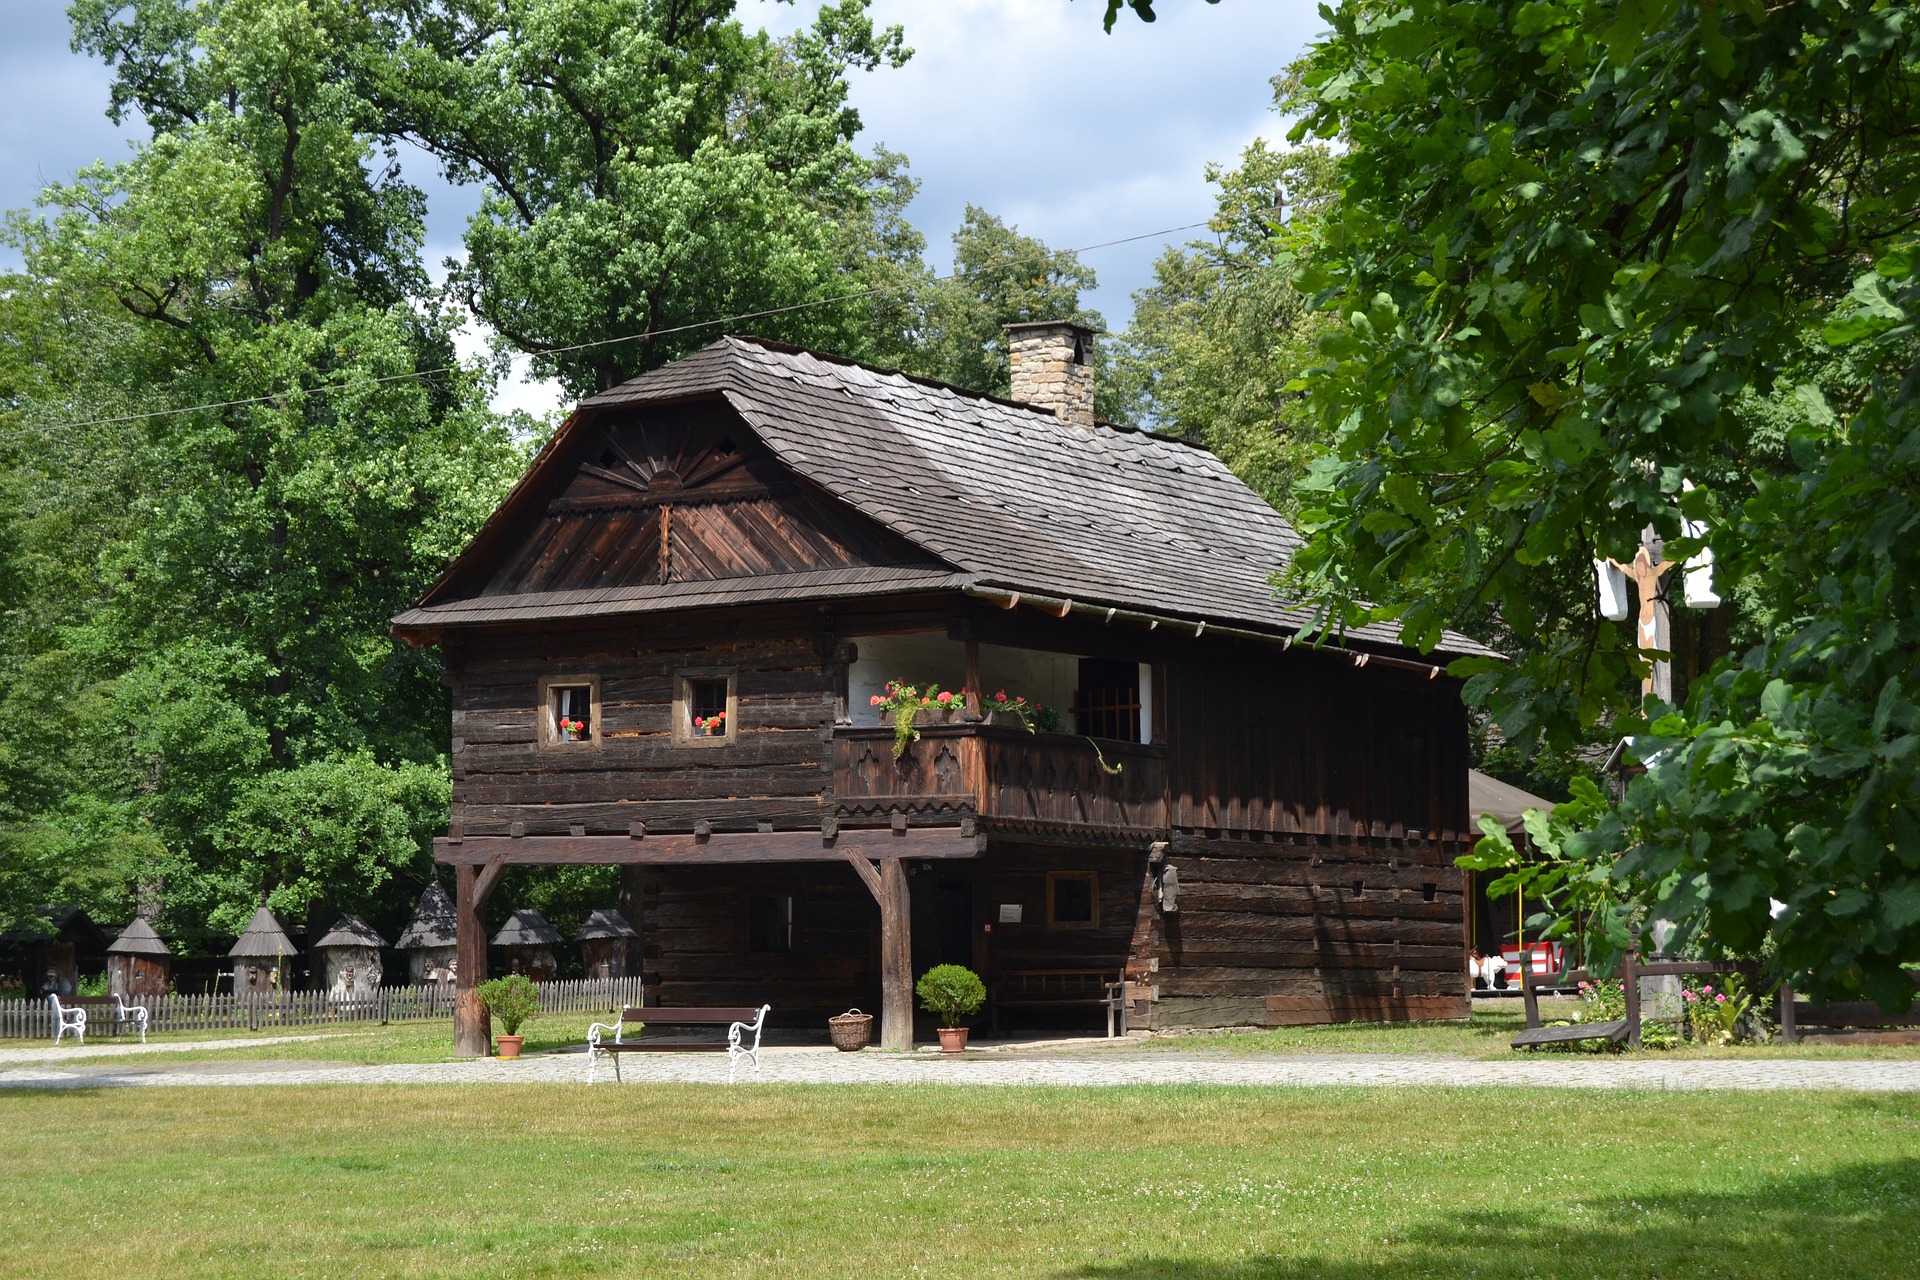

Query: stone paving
<box><xmin>0</xmin><ymin>1032</ymin><xmax>356</xmax><ymax>1064</ymax></box>
<box><xmin>3</xmin><ymin>1044</ymin><xmax>1918</xmax><ymax>1091</ymax></box>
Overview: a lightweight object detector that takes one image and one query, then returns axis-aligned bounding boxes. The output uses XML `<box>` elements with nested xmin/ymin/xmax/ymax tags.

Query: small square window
<box><xmin>539</xmin><ymin>676</ymin><xmax>599</xmax><ymax>748</ymax></box>
<box><xmin>1046</xmin><ymin>872</ymin><xmax>1098</xmax><ymax>929</ymax></box>
<box><xmin>749</xmin><ymin>895</ymin><xmax>792</xmax><ymax>953</ymax></box>
<box><xmin>675</xmin><ymin>669</ymin><xmax>736</xmax><ymax>745</ymax></box>
<box><xmin>689</xmin><ymin>679</ymin><xmax>728</xmax><ymax>725</ymax></box>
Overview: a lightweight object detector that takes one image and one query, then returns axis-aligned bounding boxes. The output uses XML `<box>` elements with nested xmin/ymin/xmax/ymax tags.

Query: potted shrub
<box><xmin>916</xmin><ymin>963</ymin><xmax>986</xmax><ymax>1052</ymax></box>
<box><xmin>476</xmin><ymin>973</ymin><xmax>540</xmax><ymax>1058</ymax></box>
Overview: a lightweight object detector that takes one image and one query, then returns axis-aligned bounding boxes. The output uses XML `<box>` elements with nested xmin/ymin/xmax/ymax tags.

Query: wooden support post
<box><xmin>619</xmin><ymin>865</ymin><xmax>646</xmax><ymax>981</ymax></box>
<box><xmin>881</xmin><ymin>856</ymin><xmax>913</xmax><ymax>1050</ymax></box>
<box><xmin>844</xmin><ymin>848</ymin><xmax>913</xmax><ymax>1050</ymax></box>
<box><xmin>453</xmin><ymin>854</ymin><xmax>507</xmax><ymax>1058</ymax></box>
<box><xmin>963</xmin><ymin>638</ymin><xmax>983</xmax><ymax>722</ymax></box>
<box><xmin>1622</xmin><ymin>947</ymin><xmax>1641</xmax><ymax>1050</ymax></box>
<box><xmin>1779</xmin><ymin>981</ymin><xmax>1796</xmax><ymax>1045</ymax></box>
<box><xmin>1519</xmin><ymin>956</ymin><xmax>1541</xmax><ymax>1030</ymax></box>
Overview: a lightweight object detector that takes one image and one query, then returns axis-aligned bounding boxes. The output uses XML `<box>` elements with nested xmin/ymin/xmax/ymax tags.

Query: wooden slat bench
<box><xmin>585</xmin><ymin>1005</ymin><xmax>769</xmax><ymax>1084</ymax></box>
<box><xmin>1511</xmin><ymin>1018</ymin><xmax>1630</xmax><ymax>1049</ymax></box>
<box><xmin>990</xmin><ymin>970</ymin><xmax>1128</xmax><ymax>1038</ymax></box>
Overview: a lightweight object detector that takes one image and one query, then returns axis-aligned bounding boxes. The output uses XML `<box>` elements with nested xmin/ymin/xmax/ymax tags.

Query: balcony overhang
<box><xmin>433</xmin><ymin>825</ymin><xmax>985</xmax><ymax>867</ymax></box>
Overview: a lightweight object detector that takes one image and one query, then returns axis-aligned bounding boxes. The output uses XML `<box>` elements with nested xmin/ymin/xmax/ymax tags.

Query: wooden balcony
<box><xmin>833</xmin><ymin>721</ymin><xmax>1170</xmax><ymax>837</ymax></box>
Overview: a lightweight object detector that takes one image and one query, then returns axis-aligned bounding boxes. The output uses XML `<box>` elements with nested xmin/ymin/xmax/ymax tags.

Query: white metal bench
<box><xmin>49</xmin><ymin>994</ymin><xmax>85</xmax><ymax>1045</ymax></box>
<box><xmin>113</xmin><ymin>993</ymin><xmax>150</xmax><ymax>1044</ymax></box>
<box><xmin>586</xmin><ymin>1004</ymin><xmax>771</xmax><ymax>1084</ymax></box>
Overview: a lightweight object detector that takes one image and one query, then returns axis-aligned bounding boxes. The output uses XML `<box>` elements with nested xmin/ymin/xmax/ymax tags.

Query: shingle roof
<box><xmin>401</xmin><ymin>336</ymin><xmax>1497</xmax><ymax>660</ymax></box>
<box><xmin>106</xmin><ymin>917</ymin><xmax>170</xmax><ymax>957</ymax></box>
<box><xmin>0</xmin><ymin>906</ymin><xmax>107</xmax><ymax>949</ymax></box>
<box><xmin>492</xmin><ymin>909</ymin><xmax>562</xmax><ymax>948</ymax></box>
<box><xmin>227</xmin><ymin>906</ymin><xmax>296</xmax><ymax>959</ymax></box>
<box><xmin>396</xmin><ymin>565</ymin><xmax>965</xmax><ymax>627</ymax></box>
<box><xmin>396</xmin><ymin>882</ymin><xmax>458</xmax><ymax>949</ymax></box>
<box><xmin>314</xmin><ymin>914</ymin><xmax>387</xmax><ymax>950</ymax></box>
<box><xmin>576</xmin><ymin>908</ymin><xmax>638</xmax><ymax>941</ymax></box>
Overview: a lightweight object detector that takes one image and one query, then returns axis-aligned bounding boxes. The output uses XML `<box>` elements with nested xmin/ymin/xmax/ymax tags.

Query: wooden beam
<box><xmin>453</xmin><ymin>863</ymin><xmax>491</xmax><ymax>1059</ymax></box>
<box><xmin>843</xmin><ymin>847</ymin><xmax>884</xmax><ymax>900</ymax></box>
<box><xmin>880</xmin><ymin>856</ymin><xmax>913</xmax><ymax>1051</ymax></box>
<box><xmin>471</xmin><ymin>852</ymin><xmax>509</xmax><ymax>907</ymax></box>
<box><xmin>962</xmin><ymin>638</ymin><xmax>982</xmax><ymax>721</ymax></box>
<box><xmin>842</xmin><ymin>849</ymin><xmax>911</xmax><ymax>1049</ymax></box>
<box><xmin>434</xmin><ymin>827</ymin><xmax>985</xmax><ymax>866</ymax></box>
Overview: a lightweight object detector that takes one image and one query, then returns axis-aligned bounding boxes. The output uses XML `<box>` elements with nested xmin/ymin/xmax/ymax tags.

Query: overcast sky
<box><xmin>0</xmin><ymin>0</ymin><xmax>1325</xmax><ymax>415</ymax></box>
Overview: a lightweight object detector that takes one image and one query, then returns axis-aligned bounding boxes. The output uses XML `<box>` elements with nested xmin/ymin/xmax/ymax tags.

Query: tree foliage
<box><xmin>1</xmin><ymin>0</ymin><xmax>524</xmax><ymax>943</ymax></box>
<box><xmin>369</xmin><ymin>0</ymin><xmax>911</xmax><ymax>394</ymax></box>
<box><xmin>1289</xmin><ymin>0</ymin><xmax>1920</xmax><ymax>1003</ymax></box>
<box><xmin>1115</xmin><ymin>139</ymin><xmax>1336</xmax><ymax>508</ymax></box>
<box><xmin>896</xmin><ymin>205</ymin><xmax>1117</xmax><ymax>415</ymax></box>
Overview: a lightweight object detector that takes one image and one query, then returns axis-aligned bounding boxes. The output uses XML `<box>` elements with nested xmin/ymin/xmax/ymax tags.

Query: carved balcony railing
<box><xmin>833</xmin><ymin>722</ymin><xmax>1170</xmax><ymax>837</ymax></box>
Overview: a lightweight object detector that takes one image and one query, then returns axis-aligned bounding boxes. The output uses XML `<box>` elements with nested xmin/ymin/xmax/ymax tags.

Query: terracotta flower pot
<box><xmin>496</xmin><ymin>1034</ymin><xmax>525</xmax><ymax>1059</ymax></box>
<box><xmin>937</xmin><ymin>1026</ymin><xmax>969</xmax><ymax>1054</ymax></box>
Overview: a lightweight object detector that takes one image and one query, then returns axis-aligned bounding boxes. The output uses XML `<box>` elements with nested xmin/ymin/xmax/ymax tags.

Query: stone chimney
<box><xmin>1006</xmin><ymin>321</ymin><xmax>1097</xmax><ymax>430</ymax></box>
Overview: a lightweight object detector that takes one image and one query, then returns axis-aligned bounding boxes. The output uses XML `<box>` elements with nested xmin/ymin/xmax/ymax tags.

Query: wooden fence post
<box><xmin>1623</xmin><ymin>948</ymin><xmax>1640</xmax><ymax>1049</ymax></box>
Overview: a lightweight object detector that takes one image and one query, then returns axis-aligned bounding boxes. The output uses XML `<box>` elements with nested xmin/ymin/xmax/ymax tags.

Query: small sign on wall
<box><xmin>998</xmin><ymin>903</ymin><xmax>1023</xmax><ymax>924</ymax></box>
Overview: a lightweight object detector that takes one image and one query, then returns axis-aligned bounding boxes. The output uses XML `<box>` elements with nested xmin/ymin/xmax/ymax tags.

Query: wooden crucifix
<box><xmin>1609</xmin><ymin>542</ymin><xmax>1676</xmax><ymax>705</ymax></box>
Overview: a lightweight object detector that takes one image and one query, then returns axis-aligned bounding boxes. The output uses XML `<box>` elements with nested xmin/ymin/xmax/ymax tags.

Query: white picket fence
<box><xmin>0</xmin><ymin>976</ymin><xmax>646</xmax><ymax>1040</ymax></box>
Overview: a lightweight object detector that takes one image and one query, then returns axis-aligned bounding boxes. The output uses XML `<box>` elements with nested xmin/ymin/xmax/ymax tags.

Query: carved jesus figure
<box><xmin>1609</xmin><ymin>546</ymin><xmax>1675</xmax><ymax>697</ymax></box>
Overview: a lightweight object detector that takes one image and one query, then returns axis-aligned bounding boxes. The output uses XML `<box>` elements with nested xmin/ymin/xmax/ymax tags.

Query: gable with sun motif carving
<box><xmin>477</xmin><ymin>403</ymin><xmax>939</xmax><ymax>598</ymax></box>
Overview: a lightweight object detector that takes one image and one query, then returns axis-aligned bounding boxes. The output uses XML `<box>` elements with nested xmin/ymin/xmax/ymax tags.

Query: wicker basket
<box><xmin>828</xmin><ymin>1008</ymin><xmax>873</xmax><ymax>1052</ymax></box>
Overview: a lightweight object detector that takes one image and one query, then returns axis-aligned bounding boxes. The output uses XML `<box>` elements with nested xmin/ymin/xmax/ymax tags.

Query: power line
<box><xmin>31</xmin><ymin>219</ymin><xmax>1214</xmax><ymax>433</ymax></box>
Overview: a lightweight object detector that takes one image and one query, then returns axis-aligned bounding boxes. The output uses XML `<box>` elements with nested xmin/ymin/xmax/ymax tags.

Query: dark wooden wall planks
<box><xmin>449</xmin><ymin>626</ymin><xmax>838</xmax><ymax>838</ymax></box>
<box><xmin>637</xmin><ymin>862</ymin><xmax>876</xmax><ymax>1022</ymax></box>
<box><xmin>1137</xmin><ymin>832</ymin><xmax>1471</xmax><ymax>1028</ymax></box>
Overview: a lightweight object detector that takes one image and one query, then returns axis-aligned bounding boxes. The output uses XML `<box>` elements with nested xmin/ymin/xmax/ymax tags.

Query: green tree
<box><xmin>369</xmin><ymin>0</ymin><xmax>911</xmax><ymax>393</ymax></box>
<box><xmin>4</xmin><ymin>0</ymin><xmax>524</xmax><ymax>944</ymax></box>
<box><xmin>902</xmin><ymin>206</ymin><xmax>1126</xmax><ymax>419</ymax></box>
<box><xmin>1286</xmin><ymin>0</ymin><xmax>1920</xmax><ymax>1003</ymax></box>
<box><xmin>1115</xmin><ymin>139</ymin><xmax>1336</xmax><ymax>509</ymax></box>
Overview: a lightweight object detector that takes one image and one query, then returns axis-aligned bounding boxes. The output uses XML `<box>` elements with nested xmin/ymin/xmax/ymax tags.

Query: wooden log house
<box><xmin>392</xmin><ymin>323</ymin><xmax>1498</xmax><ymax>1055</ymax></box>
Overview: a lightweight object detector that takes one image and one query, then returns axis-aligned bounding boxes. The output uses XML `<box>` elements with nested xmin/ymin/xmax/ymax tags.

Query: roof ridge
<box><xmin>717</xmin><ymin>334</ymin><xmax>1221</xmax><ymax>455</ymax></box>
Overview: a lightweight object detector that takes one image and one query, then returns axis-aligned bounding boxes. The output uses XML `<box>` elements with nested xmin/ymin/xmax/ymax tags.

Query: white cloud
<box><xmin>748</xmin><ymin>0</ymin><xmax>1320</xmax><ymax>325</ymax></box>
<box><xmin>5</xmin><ymin>0</ymin><xmax>1320</xmax><ymax>403</ymax></box>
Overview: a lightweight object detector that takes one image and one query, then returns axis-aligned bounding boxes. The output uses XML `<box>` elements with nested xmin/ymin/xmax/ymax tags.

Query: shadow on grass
<box><xmin>1063</xmin><ymin>1156</ymin><xmax>1920</xmax><ymax>1279</ymax></box>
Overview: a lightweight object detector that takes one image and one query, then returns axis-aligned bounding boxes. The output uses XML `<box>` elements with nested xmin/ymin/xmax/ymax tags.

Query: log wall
<box><xmin>1137</xmin><ymin>832</ymin><xmax>1471</xmax><ymax>1028</ymax></box>
<box><xmin>637</xmin><ymin>862</ymin><xmax>876</xmax><ymax>1023</ymax></box>
<box><xmin>449</xmin><ymin>625</ymin><xmax>837</xmax><ymax>838</ymax></box>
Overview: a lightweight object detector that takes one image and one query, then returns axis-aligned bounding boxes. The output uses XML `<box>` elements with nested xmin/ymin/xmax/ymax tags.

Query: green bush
<box><xmin>915</xmin><ymin>964</ymin><xmax>986</xmax><ymax>1027</ymax></box>
<box><xmin>476</xmin><ymin>974</ymin><xmax>540</xmax><ymax>1037</ymax></box>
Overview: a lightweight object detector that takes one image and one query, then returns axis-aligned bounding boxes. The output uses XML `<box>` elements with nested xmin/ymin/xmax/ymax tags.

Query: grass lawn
<box><xmin>2</xmin><ymin>1085</ymin><xmax>1916</xmax><ymax>1279</ymax></box>
<box><xmin>10</xmin><ymin>1003</ymin><xmax>1918</xmax><ymax>1067</ymax></box>
<box><xmin>1150</xmin><ymin>1001</ymin><xmax>1920</xmax><ymax>1059</ymax></box>
<box><xmin>13</xmin><ymin>1010</ymin><xmax>597</xmax><ymax>1065</ymax></box>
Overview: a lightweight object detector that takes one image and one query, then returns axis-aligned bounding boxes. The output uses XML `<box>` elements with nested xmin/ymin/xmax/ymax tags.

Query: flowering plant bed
<box><xmin>981</xmin><ymin>690</ymin><xmax>1062</xmax><ymax>734</ymax></box>
<box><xmin>870</xmin><ymin>681</ymin><xmax>967</xmax><ymax>758</ymax></box>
